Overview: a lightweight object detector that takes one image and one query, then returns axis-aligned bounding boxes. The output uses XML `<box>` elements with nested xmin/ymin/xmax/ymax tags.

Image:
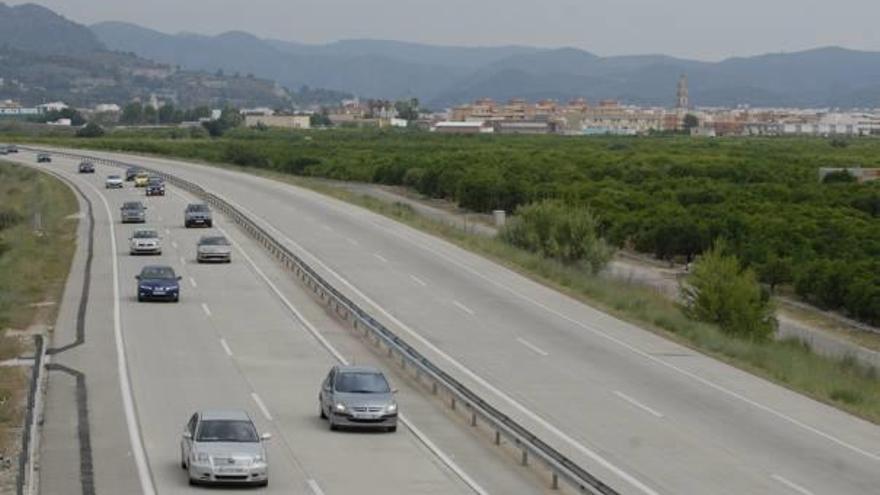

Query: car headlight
<box><xmin>253</xmin><ymin>454</ymin><xmax>265</xmax><ymax>464</ymax></box>
<box><xmin>195</xmin><ymin>452</ymin><xmax>210</xmax><ymax>462</ymax></box>
<box><xmin>139</xmin><ymin>285</ymin><xmax>151</xmax><ymax>290</ymax></box>
<box><xmin>334</xmin><ymin>403</ymin><xmax>346</xmax><ymax>412</ymax></box>
<box><xmin>387</xmin><ymin>403</ymin><xmax>397</xmax><ymax>413</ymax></box>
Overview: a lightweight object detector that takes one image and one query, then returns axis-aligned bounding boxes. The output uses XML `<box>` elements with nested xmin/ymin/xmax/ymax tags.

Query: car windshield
<box><xmin>335</xmin><ymin>372</ymin><xmax>390</xmax><ymax>393</ymax></box>
<box><xmin>188</xmin><ymin>204</ymin><xmax>209</xmax><ymax>212</ymax></box>
<box><xmin>132</xmin><ymin>230</ymin><xmax>157</xmax><ymax>239</ymax></box>
<box><xmin>148</xmin><ymin>177</ymin><xmax>162</xmax><ymax>184</ymax></box>
<box><xmin>196</xmin><ymin>420</ymin><xmax>258</xmax><ymax>443</ymax></box>
<box><xmin>123</xmin><ymin>202</ymin><xmax>143</xmax><ymax>209</ymax></box>
<box><xmin>107</xmin><ymin>175</ymin><xmax>120</xmax><ymax>180</ymax></box>
<box><xmin>200</xmin><ymin>237</ymin><xmax>229</xmax><ymax>246</ymax></box>
<box><xmin>140</xmin><ymin>266</ymin><xmax>176</xmax><ymax>279</ymax></box>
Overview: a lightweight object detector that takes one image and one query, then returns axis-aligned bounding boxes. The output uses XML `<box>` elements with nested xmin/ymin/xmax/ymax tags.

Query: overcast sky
<box><xmin>14</xmin><ymin>0</ymin><xmax>880</xmax><ymax>60</ymax></box>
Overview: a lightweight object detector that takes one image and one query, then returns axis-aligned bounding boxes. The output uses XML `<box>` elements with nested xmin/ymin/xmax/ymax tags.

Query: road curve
<box><xmin>40</xmin><ymin>147</ymin><xmax>880</xmax><ymax>495</ymax></box>
<box><xmin>9</xmin><ymin>152</ymin><xmax>522</xmax><ymax>495</ymax></box>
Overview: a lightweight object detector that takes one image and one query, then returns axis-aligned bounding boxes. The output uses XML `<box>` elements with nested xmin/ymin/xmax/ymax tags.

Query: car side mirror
<box><xmin>135</xmin><ymin>275</ymin><xmax>141</xmax><ymax>280</ymax></box>
<box><xmin>177</xmin><ymin>276</ymin><xmax>182</xmax><ymax>281</ymax></box>
<box><xmin>182</xmin><ymin>431</ymin><xmax>192</xmax><ymax>440</ymax></box>
<box><xmin>392</xmin><ymin>389</ymin><xmax>399</xmax><ymax>394</ymax></box>
<box><xmin>260</xmin><ymin>433</ymin><xmax>272</xmax><ymax>441</ymax></box>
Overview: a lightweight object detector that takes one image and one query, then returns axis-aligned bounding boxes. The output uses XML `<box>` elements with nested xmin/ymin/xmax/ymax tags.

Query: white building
<box><xmin>94</xmin><ymin>103</ymin><xmax>121</xmax><ymax>113</ymax></box>
<box><xmin>37</xmin><ymin>102</ymin><xmax>69</xmax><ymax>113</ymax></box>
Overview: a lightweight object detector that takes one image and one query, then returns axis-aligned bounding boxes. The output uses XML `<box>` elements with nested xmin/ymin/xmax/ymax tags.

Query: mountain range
<box><xmin>91</xmin><ymin>21</ymin><xmax>880</xmax><ymax>109</ymax></box>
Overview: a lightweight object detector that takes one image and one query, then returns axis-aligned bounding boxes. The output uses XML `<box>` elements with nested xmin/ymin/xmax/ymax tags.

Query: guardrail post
<box><xmin>450</xmin><ymin>396</ymin><xmax>456</xmax><ymax>411</ymax></box>
<box><xmin>521</xmin><ymin>449</ymin><xmax>528</xmax><ymax>466</ymax></box>
<box><xmin>470</xmin><ymin>411</ymin><xmax>477</xmax><ymax>427</ymax></box>
<box><xmin>551</xmin><ymin>472</ymin><xmax>559</xmax><ymax>490</ymax></box>
<box><xmin>431</xmin><ymin>382</ymin><xmax>438</xmax><ymax>395</ymax></box>
<box><xmin>494</xmin><ymin>430</ymin><xmax>501</xmax><ymax>445</ymax></box>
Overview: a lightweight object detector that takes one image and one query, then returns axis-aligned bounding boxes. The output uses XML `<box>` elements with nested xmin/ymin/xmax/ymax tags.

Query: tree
<box><xmin>75</xmin><ymin>122</ymin><xmax>105</xmax><ymax>138</ymax></box>
<box><xmin>394</xmin><ymin>98</ymin><xmax>420</xmax><ymax>121</ymax></box>
<box><xmin>682</xmin><ymin>241</ymin><xmax>776</xmax><ymax>339</ymax></box>
<box><xmin>120</xmin><ymin>102</ymin><xmax>144</xmax><ymax>124</ymax></box>
<box><xmin>758</xmin><ymin>254</ymin><xmax>793</xmax><ymax>293</ymax></box>
<box><xmin>202</xmin><ymin>106</ymin><xmax>243</xmax><ymax>137</ymax></box>
<box><xmin>822</xmin><ymin>170</ymin><xmax>857</xmax><ymax>184</ymax></box>
<box><xmin>683</xmin><ymin>113</ymin><xmax>699</xmax><ymax>132</ymax></box>
<box><xmin>310</xmin><ymin>110</ymin><xmax>332</xmax><ymax>127</ymax></box>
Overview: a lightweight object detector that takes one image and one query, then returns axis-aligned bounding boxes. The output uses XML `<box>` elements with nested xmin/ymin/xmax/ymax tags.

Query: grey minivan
<box><xmin>319</xmin><ymin>365</ymin><xmax>398</xmax><ymax>432</ymax></box>
<box><xmin>181</xmin><ymin>409</ymin><xmax>270</xmax><ymax>487</ymax></box>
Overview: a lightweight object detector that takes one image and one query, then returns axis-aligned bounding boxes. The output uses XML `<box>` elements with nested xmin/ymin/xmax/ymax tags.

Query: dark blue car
<box><xmin>136</xmin><ymin>265</ymin><xmax>181</xmax><ymax>302</ymax></box>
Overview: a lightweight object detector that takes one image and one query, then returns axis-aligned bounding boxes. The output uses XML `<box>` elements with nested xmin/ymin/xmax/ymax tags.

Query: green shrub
<box><xmin>500</xmin><ymin>200</ymin><xmax>612</xmax><ymax>273</ymax></box>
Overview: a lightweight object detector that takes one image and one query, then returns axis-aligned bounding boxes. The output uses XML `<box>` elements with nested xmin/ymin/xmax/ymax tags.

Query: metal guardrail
<box><xmin>27</xmin><ymin>147</ymin><xmax>621</xmax><ymax>495</ymax></box>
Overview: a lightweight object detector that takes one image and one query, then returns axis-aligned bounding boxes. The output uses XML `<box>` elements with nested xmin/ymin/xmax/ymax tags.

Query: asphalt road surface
<box><xmin>10</xmin><ymin>152</ymin><xmax>549</xmax><ymax>495</ymax></box>
<box><xmin>16</xmin><ymin>148</ymin><xmax>880</xmax><ymax>495</ymax></box>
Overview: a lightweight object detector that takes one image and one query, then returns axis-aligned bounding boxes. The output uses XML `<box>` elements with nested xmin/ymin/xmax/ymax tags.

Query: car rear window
<box><xmin>196</xmin><ymin>420</ymin><xmax>258</xmax><ymax>443</ymax></box>
<box><xmin>188</xmin><ymin>204</ymin><xmax>209</xmax><ymax>212</ymax></box>
<box><xmin>335</xmin><ymin>372</ymin><xmax>390</xmax><ymax>393</ymax></box>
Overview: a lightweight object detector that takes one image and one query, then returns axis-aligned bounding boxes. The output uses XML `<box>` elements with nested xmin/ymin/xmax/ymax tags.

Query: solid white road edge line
<box><xmin>201</xmin><ymin>303</ymin><xmax>212</xmax><ymax>318</ymax></box>
<box><xmin>515</xmin><ymin>338</ymin><xmax>549</xmax><ymax>357</ymax></box>
<box><xmin>189</xmin><ymin>277</ymin><xmax>197</xmax><ymax>288</ymax></box>
<box><xmin>410</xmin><ymin>274</ymin><xmax>428</xmax><ymax>287</ymax></box>
<box><xmin>216</xmin><ymin>226</ymin><xmax>490</xmax><ymax>495</ymax></box>
<box><xmin>373</xmin><ymin>253</ymin><xmax>388</xmax><ymax>263</ymax></box>
<box><xmin>357</xmin><ymin>206</ymin><xmax>880</xmax><ymax>463</ymax></box>
<box><xmin>251</xmin><ymin>393</ymin><xmax>273</xmax><ymax>421</ymax></box>
<box><xmin>771</xmin><ymin>474</ymin><xmax>814</xmax><ymax>495</ymax></box>
<box><xmin>217</xmin><ymin>200</ymin><xmax>659</xmax><ymax>495</ymax></box>
<box><xmin>69</xmin><ymin>171</ymin><xmax>156</xmax><ymax>494</ymax></box>
<box><xmin>345</xmin><ymin>237</ymin><xmax>359</xmax><ymax>246</ymax></box>
<box><xmin>613</xmin><ymin>391</ymin><xmax>664</xmax><ymax>419</ymax></box>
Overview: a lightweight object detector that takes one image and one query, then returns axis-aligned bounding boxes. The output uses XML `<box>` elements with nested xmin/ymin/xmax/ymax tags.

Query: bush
<box><xmin>75</xmin><ymin>122</ymin><xmax>105</xmax><ymax>138</ymax></box>
<box><xmin>682</xmin><ymin>241</ymin><xmax>777</xmax><ymax>340</ymax></box>
<box><xmin>500</xmin><ymin>200</ymin><xmax>613</xmax><ymax>273</ymax></box>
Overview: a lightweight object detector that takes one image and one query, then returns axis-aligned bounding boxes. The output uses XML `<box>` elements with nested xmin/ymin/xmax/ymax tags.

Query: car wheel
<box><xmin>257</xmin><ymin>479</ymin><xmax>268</xmax><ymax>488</ymax></box>
<box><xmin>137</xmin><ymin>295</ymin><xmax>143</xmax><ymax>302</ymax></box>
<box><xmin>173</xmin><ymin>295</ymin><xmax>180</xmax><ymax>303</ymax></box>
<box><xmin>387</xmin><ymin>426</ymin><xmax>397</xmax><ymax>433</ymax></box>
<box><xmin>206</xmin><ymin>221</ymin><xmax>213</xmax><ymax>228</ymax></box>
<box><xmin>319</xmin><ymin>403</ymin><xmax>326</xmax><ymax>419</ymax></box>
<box><xmin>329</xmin><ymin>418</ymin><xmax>337</xmax><ymax>431</ymax></box>
<box><xmin>188</xmin><ymin>478</ymin><xmax>198</xmax><ymax>486</ymax></box>
<box><xmin>180</xmin><ymin>450</ymin><xmax>187</xmax><ymax>469</ymax></box>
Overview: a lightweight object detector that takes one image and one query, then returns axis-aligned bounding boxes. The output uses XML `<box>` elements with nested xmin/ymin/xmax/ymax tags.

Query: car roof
<box><xmin>336</xmin><ymin>365</ymin><xmax>383</xmax><ymax>374</ymax></box>
<box><xmin>198</xmin><ymin>409</ymin><xmax>251</xmax><ymax>421</ymax></box>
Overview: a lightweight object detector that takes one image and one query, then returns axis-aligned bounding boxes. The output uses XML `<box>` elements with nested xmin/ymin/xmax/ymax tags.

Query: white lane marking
<box><xmin>516</xmin><ymin>337</ymin><xmax>549</xmax><ymax>357</ymax></box>
<box><xmin>216</xmin><ymin>201</ymin><xmax>656</xmax><ymax>495</ymax></box>
<box><xmin>409</xmin><ymin>274</ymin><xmax>427</xmax><ymax>287</ymax></box>
<box><xmin>201</xmin><ymin>303</ymin><xmax>212</xmax><ymax>318</ymax></box>
<box><xmin>452</xmin><ymin>300</ymin><xmax>474</xmax><ymax>315</ymax></box>
<box><xmin>216</xmin><ymin>225</ymin><xmax>489</xmax><ymax>495</ymax></box>
<box><xmin>306</xmin><ymin>479</ymin><xmax>325</xmax><ymax>495</ymax></box>
<box><xmin>251</xmin><ymin>393</ymin><xmax>273</xmax><ymax>421</ymax></box>
<box><xmin>64</xmin><ymin>172</ymin><xmax>156</xmax><ymax>494</ymax></box>
<box><xmin>219</xmin><ymin>339</ymin><xmax>233</xmax><ymax>357</ymax></box>
<box><xmin>345</xmin><ymin>237</ymin><xmax>359</xmax><ymax>246</ymax></box>
<box><xmin>322</xmin><ymin>225</ymin><xmax>333</xmax><ymax>232</ymax></box>
<box><xmin>189</xmin><ymin>277</ymin><xmax>197</xmax><ymax>288</ymax></box>
<box><xmin>179</xmin><ymin>256</ymin><xmax>186</xmax><ymax>265</ymax></box>
<box><xmin>171</xmin><ymin>241</ymin><xmax>178</xmax><ymax>249</ymax></box>
<box><xmin>164</xmin><ymin>228</ymin><xmax>170</xmax><ymax>235</ymax></box>
<box><xmin>771</xmin><ymin>474</ymin><xmax>814</xmax><ymax>495</ymax></box>
<box><xmin>614</xmin><ymin>391</ymin><xmax>664</xmax><ymax>419</ymax></box>
<box><xmin>358</xmin><ymin>211</ymin><xmax>880</xmax><ymax>464</ymax></box>
<box><xmin>373</xmin><ymin>253</ymin><xmax>388</xmax><ymax>263</ymax></box>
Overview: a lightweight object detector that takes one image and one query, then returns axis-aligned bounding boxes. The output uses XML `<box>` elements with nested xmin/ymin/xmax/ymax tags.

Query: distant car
<box><xmin>78</xmin><ymin>161</ymin><xmax>95</xmax><ymax>173</ymax></box>
<box><xmin>145</xmin><ymin>177</ymin><xmax>165</xmax><ymax>196</ymax></box>
<box><xmin>120</xmin><ymin>201</ymin><xmax>147</xmax><ymax>223</ymax></box>
<box><xmin>181</xmin><ymin>409</ymin><xmax>270</xmax><ymax>487</ymax></box>
<box><xmin>105</xmin><ymin>174</ymin><xmax>124</xmax><ymax>189</ymax></box>
<box><xmin>319</xmin><ymin>365</ymin><xmax>398</xmax><ymax>432</ymax></box>
<box><xmin>6</xmin><ymin>145</ymin><xmax>17</xmax><ymax>154</ymax></box>
<box><xmin>0</xmin><ymin>147</ymin><xmax>7</xmax><ymax>156</ymax></box>
<box><xmin>134</xmin><ymin>172</ymin><xmax>150</xmax><ymax>187</ymax></box>
<box><xmin>36</xmin><ymin>153</ymin><xmax>51</xmax><ymax>163</ymax></box>
<box><xmin>129</xmin><ymin>229</ymin><xmax>161</xmax><ymax>255</ymax></box>
<box><xmin>184</xmin><ymin>203</ymin><xmax>213</xmax><ymax>228</ymax></box>
<box><xmin>125</xmin><ymin>167</ymin><xmax>141</xmax><ymax>181</ymax></box>
<box><xmin>136</xmin><ymin>265</ymin><xmax>180</xmax><ymax>302</ymax></box>
<box><xmin>197</xmin><ymin>235</ymin><xmax>231</xmax><ymax>263</ymax></box>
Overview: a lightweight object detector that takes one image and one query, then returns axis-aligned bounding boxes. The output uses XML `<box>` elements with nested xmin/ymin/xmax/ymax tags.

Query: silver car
<box><xmin>197</xmin><ymin>235</ymin><xmax>232</xmax><ymax>263</ymax></box>
<box><xmin>184</xmin><ymin>203</ymin><xmax>213</xmax><ymax>228</ymax></box>
<box><xmin>120</xmin><ymin>201</ymin><xmax>146</xmax><ymax>223</ymax></box>
<box><xmin>105</xmin><ymin>174</ymin><xmax>124</xmax><ymax>189</ymax></box>
<box><xmin>129</xmin><ymin>229</ymin><xmax>161</xmax><ymax>255</ymax></box>
<box><xmin>181</xmin><ymin>409</ymin><xmax>270</xmax><ymax>487</ymax></box>
<box><xmin>319</xmin><ymin>365</ymin><xmax>398</xmax><ymax>432</ymax></box>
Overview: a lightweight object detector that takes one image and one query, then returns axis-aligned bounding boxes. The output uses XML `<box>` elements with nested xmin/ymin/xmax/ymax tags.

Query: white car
<box><xmin>181</xmin><ymin>410</ymin><xmax>270</xmax><ymax>487</ymax></box>
<box><xmin>129</xmin><ymin>229</ymin><xmax>161</xmax><ymax>255</ymax></box>
<box><xmin>105</xmin><ymin>174</ymin><xmax>124</xmax><ymax>189</ymax></box>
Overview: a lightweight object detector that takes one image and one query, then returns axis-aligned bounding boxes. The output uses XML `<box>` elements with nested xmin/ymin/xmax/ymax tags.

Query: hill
<box><xmin>92</xmin><ymin>20</ymin><xmax>880</xmax><ymax>109</ymax></box>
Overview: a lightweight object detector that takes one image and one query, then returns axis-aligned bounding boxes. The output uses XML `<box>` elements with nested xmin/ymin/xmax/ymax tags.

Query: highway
<box><xmin>32</xmin><ymin>146</ymin><xmax>880</xmax><ymax>495</ymax></box>
<box><xmin>9</xmin><ymin>152</ymin><xmax>550</xmax><ymax>495</ymax></box>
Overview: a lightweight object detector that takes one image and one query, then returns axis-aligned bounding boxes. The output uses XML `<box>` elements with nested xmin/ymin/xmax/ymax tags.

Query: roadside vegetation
<box><xmin>0</xmin><ymin>162</ymin><xmax>78</xmax><ymax>463</ymax></box>
<box><xmin>6</xmin><ymin>129</ymin><xmax>880</xmax><ymax>421</ymax></box>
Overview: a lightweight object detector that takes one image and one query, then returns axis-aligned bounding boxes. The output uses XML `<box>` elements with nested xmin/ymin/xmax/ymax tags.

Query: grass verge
<box><xmin>0</xmin><ymin>161</ymin><xmax>78</xmax><ymax>469</ymax></box>
<box><xmin>18</xmin><ymin>143</ymin><xmax>880</xmax><ymax>424</ymax></box>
